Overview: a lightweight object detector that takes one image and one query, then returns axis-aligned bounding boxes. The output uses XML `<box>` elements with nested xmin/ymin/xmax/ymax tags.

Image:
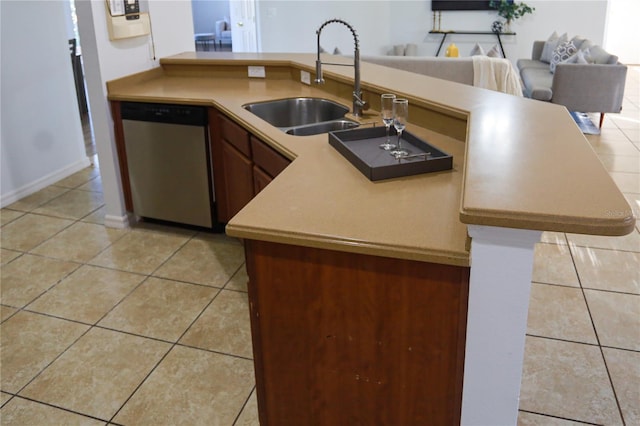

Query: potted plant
<box><xmin>489</xmin><ymin>0</ymin><xmax>535</xmax><ymax>32</ymax></box>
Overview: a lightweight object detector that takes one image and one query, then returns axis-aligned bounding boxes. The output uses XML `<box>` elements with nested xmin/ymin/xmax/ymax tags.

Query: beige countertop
<box><xmin>107</xmin><ymin>52</ymin><xmax>635</xmax><ymax>267</ymax></box>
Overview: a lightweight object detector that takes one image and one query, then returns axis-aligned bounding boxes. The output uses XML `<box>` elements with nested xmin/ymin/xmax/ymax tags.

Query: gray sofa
<box><xmin>360</xmin><ymin>55</ymin><xmax>523</xmax><ymax>96</ymax></box>
<box><xmin>517</xmin><ymin>40</ymin><xmax>627</xmax><ymax>127</ymax></box>
<box><xmin>361</xmin><ymin>56</ymin><xmax>474</xmax><ymax>85</ymax></box>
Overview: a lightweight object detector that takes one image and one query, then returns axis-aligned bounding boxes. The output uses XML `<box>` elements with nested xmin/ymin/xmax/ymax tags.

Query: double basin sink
<box><xmin>243</xmin><ymin>97</ymin><xmax>359</xmax><ymax>136</ymax></box>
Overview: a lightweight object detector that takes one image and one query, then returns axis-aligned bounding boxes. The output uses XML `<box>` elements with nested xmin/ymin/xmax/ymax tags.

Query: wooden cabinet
<box><xmin>245</xmin><ymin>240</ymin><xmax>470</xmax><ymax>425</ymax></box>
<box><xmin>251</xmin><ymin>135</ymin><xmax>290</xmax><ymax>195</ymax></box>
<box><xmin>210</xmin><ymin>110</ymin><xmax>249</xmax><ymax>223</ymax></box>
<box><xmin>210</xmin><ymin>109</ymin><xmax>291</xmax><ymax>223</ymax></box>
<box><xmin>221</xmin><ymin>141</ymin><xmax>254</xmax><ymax>221</ymax></box>
<box><xmin>252</xmin><ymin>164</ymin><xmax>272</xmax><ymax>195</ymax></box>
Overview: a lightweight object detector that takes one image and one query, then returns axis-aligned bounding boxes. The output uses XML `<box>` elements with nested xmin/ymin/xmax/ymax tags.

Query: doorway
<box><xmin>66</xmin><ymin>0</ymin><xmax>95</xmax><ymax>157</ymax></box>
<box><xmin>229</xmin><ymin>0</ymin><xmax>258</xmax><ymax>52</ymax></box>
<box><xmin>191</xmin><ymin>0</ymin><xmax>258</xmax><ymax>52</ymax></box>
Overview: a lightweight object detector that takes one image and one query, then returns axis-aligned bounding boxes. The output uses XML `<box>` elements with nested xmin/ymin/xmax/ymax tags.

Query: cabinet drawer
<box><xmin>221</xmin><ymin>115</ymin><xmax>251</xmax><ymax>157</ymax></box>
<box><xmin>251</xmin><ymin>136</ymin><xmax>290</xmax><ymax>178</ymax></box>
<box><xmin>253</xmin><ymin>164</ymin><xmax>272</xmax><ymax>195</ymax></box>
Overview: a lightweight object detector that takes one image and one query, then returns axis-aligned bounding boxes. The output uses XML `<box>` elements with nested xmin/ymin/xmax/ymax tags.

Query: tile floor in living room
<box><xmin>1</xmin><ymin>67</ymin><xmax>638</xmax><ymax>425</ymax></box>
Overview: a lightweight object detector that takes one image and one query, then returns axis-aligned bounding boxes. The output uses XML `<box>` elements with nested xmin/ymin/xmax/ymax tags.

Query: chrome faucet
<box><xmin>315</xmin><ymin>19</ymin><xmax>369</xmax><ymax>117</ymax></box>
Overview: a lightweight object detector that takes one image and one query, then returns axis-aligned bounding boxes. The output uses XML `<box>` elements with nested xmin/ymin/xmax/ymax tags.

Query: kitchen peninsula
<box><xmin>107</xmin><ymin>52</ymin><xmax>635</xmax><ymax>425</ymax></box>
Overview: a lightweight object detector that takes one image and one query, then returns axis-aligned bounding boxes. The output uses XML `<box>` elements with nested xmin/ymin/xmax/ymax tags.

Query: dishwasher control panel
<box><xmin>121</xmin><ymin>102</ymin><xmax>207</xmax><ymax>126</ymax></box>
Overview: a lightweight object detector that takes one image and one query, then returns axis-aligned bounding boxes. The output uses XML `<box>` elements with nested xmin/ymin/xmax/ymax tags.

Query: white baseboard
<box><xmin>104</xmin><ymin>213</ymin><xmax>130</xmax><ymax>229</ymax></box>
<box><xmin>0</xmin><ymin>157</ymin><xmax>92</xmax><ymax>208</ymax></box>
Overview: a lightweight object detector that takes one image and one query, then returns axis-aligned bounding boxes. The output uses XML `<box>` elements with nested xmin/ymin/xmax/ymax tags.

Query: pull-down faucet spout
<box><xmin>315</xmin><ymin>19</ymin><xmax>369</xmax><ymax>117</ymax></box>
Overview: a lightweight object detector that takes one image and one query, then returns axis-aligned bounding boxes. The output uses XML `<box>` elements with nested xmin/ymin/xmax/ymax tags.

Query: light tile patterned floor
<box><xmin>1</xmin><ymin>68</ymin><xmax>638</xmax><ymax>425</ymax></box>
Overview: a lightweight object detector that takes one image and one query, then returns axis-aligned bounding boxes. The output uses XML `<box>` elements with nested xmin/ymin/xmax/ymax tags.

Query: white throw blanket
<box><xmin>472</xmin><ymin>56</ymin><xmax>523</xmax><ymax>96</ymax></box>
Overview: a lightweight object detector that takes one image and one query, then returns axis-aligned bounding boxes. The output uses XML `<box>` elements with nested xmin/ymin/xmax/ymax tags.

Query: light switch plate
<box><xmin>248</xmin><ymin>66</ymin><xmax>266</xmax><ymax>78</ymax></box>
<box><xmin>300</xmin><ymin>70</ymin><xmax>311</xmax><ymax>85</ymax></box>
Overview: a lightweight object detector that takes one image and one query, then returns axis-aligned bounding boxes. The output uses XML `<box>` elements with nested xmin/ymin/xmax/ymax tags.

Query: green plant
<box><xmin>489</xmin><ymin>0</ymin><xmax>535</xmax><ymax>23</ymax></box>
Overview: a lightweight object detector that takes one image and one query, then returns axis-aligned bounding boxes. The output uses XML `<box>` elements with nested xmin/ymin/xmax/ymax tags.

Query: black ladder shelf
<box><xmin>429</xmin><ymin>30</ymin><xmax>516</xmax><ymax>58</ymax></box>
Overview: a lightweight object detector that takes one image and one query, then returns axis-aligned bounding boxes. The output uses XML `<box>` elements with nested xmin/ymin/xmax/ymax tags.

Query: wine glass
<box><xmin>390</xmin><ymin>99</ymin><xmax>409</xmax><ymax>158</ymax></box>
<box><xmin>379</xmin><ymin>93</ymin><xmax>396</xmax><ymax>150</ymax></box>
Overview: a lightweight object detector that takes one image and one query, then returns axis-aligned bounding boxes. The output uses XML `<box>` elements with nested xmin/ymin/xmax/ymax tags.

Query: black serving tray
<box><xmin>328</xmin><ymin>126</ymin><xmax>453</xmax><ymax>181</ymax></box>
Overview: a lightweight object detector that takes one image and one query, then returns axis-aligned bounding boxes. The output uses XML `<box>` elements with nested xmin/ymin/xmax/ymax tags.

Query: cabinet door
<box><xmin>251</xmin><ymin>136</ymin><xmax>290</xmax><ymax>178</ymax></box>
<box><xmin>221</xmin><ymin>141</ymin><xmax>254</xmax><ymax>221</ymax></box>
<box><xmin>210</xmin><ymin>110</ymin><xmax>254</xmax><ymax>223</ymax></box>
<box><xmin>245</xmin><ymin>240</ymin><xmax>470</xmax><ymax>425</ymax></box>
<box><xmin>253</xmin><ymin>165</ymin><xmax>272</xmax><ymax>195</ymax></box>
<box><xmin>223</xmin><ymin>115</ymin><xmax>251</xmax><ymax>156</ymax></box>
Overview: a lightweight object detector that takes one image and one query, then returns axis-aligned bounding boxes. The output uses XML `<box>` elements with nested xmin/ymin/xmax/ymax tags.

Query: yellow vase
<box><xmin>445</xmin><ymin>43</ymin><xmax>459</xmax><ymax>58</ymax></box>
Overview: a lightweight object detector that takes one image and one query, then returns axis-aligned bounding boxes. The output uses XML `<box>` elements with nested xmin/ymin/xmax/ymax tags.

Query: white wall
<box><xmin>192</xmin><ymin>0</ymin><xmax>229</xmax><ymax>34</ymax></box>
<box><xmin>148</xmin><ymin>0</ymin><xmax>198</xmax><ymax>59</ymax></box>
<box><xmin>256</xmin><ymin>0</ymin><xmax>609</xmax><ymax>64</ymax></box>
<box><xmin>0</xmin><ymin>0</ymin><xmax>89</xmax><ymax>207</ymax></box>
<box><xmin>605</xmin><ymin>0</ymin><xmax>640</xmax><ymax>64</ymax></box>
<box><xmin>258</xmin><ymin>1</ymin><xmax>394</xmax><ymax>55</ymax></box>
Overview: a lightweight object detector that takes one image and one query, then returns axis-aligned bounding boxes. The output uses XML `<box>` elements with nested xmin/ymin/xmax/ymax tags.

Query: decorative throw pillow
<box><xmin>558</xmin><ymin>49</ymin><xmax>590</xmax><ymax>68</ymax></box>
<box><xmin>540</xmin><ymin>31</ymin><xmax>558</xmax><ymax>62</ymax></box>
<box><xmin>550</xmin><ymin>41</ymin><xmax>577</xmax><ymax>73</ymax></box>
<box><xmin>541</xmin><ymin>31</ymin><xmax>568</xmax><ymax>63</ymax></box>
<box><xmin>393</xmin><ymin>44</ymin><xmax>405</xmax><ymax>56</ymax></box>
<box><xmin>579</xmin><ymin>39</ymin><xmax>594</xmax><ymax>52</ymax></box>
<box><xmin>570</xmin><ymin>35</ymin><xmax>587</xmax><ymax>50</ymax></box>
<box><xmin>578</xmin><ymin>47</ymin><xmax>594</xmax><ymax>63</ymax></box>
<box><xmin>405</xmin><ymin>43</ymin><xmax>418</xmax><ymax>56</ymax></box>
<box><xmin>588</xmin><ymin>45</ymin><xmax>618</xmax><ymax>64</ymax></box>
<box><xmin>469</xmin><ymin>43</ymin><xmax>485</xmax><ymax>56</ymax></box>
<box><xmin>486</xmin><ymin>44</ymin><xmax>501</xmax><ymax>58</ymax></box>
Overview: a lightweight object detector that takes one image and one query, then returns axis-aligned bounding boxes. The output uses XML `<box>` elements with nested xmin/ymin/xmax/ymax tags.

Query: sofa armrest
<box><xmin>531</xmin><ymin>41</ymin><xmax>545</xmax><ymax>61</ymax></box>
<box><xmin>551</xmin><ymin>63</ymin><xmax>627</xmax><ymax>113</ymax></box>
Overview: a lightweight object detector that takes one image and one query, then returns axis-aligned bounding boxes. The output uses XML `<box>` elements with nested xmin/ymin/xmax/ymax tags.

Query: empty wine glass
<box><xmin>379</xmin><ymin>93</ymin><xmax>396</xmax><ymax>150</ymax></box>
<box><xmin>390</xmin><ymin>99</ymin><xmax>409</xmax><ymax>158</ymax></box>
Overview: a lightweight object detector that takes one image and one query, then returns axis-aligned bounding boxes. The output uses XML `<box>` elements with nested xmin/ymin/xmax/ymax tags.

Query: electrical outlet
<box><xmin>248</xmin><ymin>66</ymin><xmax>266</xmax><ymax>78</ymax></box>
<box><xmin>300</xmin><ymin>70</ymin><xmax>311</xmax><ymax>85</ymax></box>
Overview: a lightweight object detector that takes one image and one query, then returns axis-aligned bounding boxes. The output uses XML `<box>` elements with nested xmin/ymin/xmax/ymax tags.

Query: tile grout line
<box><xmin>106</xmin><ymin>341</ymin><xmax>175</xmax><ymax>424</ymax></box>
<box><xmin>86</xmin><ymin>231</ymin><xmax>195</xmax><ymax>423</ymax></box>
<box><xmin>567</xmin><ymin>241</ymin><xmax>628</xmax><ymax>426</ymax></box>
<box><xmin>2</xmin><ymin>394</ymin><xmax>113</xmax><ymax>424</ymax></box>
<box><xmin>524</xmin><ymin>332</ymin><xmax>600</xmax><ymax>348</ymax></box>
<box><xmin>2</xmin><ymin>219</ymin><xmax>196</xmax><ymax>421</ymax></box>
<box><xmin>232</xmin><ymin>385</ymin><xmax>257</xmax><ymax>426</ymax></box>
<box><xmin>106</xmin><ymin>262</ymin><xmax>250</xmax><ymax>423</ymax></box>
<box><xmin>518</xmin><ymin>409</ymin><xmax>602</xmax><ymax>426</ymax></box>
<box><xmin>6</xmin><ymin>320</ymin><xmax>94</xmax><ymax>410</ymax></box>
<box><xmin>3</xmin><ymin>211</ymin><xmax>253</xmax><ymax>424</ymax></box>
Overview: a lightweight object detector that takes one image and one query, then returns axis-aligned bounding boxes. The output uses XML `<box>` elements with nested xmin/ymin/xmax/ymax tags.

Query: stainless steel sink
<box><xmin>243</xmin><ymin>97</ymin><xmax>359</xmax><ymax>136</ymax></box>
<box><xmin>243</xmin><ymin>97</ymin><xmax>349</xmax><ymax>127</ymax></box>
<box><xmin>285</xmin><ymin>119</ymin><xmax>359</xmax><ymax>136</ymax></box>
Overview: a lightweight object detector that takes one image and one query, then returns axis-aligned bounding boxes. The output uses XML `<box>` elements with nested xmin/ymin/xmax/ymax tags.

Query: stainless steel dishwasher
<box><xmin>121</xmin><ymin>102</ymin><xmax>216</xmax><ymax>229</ymax></box>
